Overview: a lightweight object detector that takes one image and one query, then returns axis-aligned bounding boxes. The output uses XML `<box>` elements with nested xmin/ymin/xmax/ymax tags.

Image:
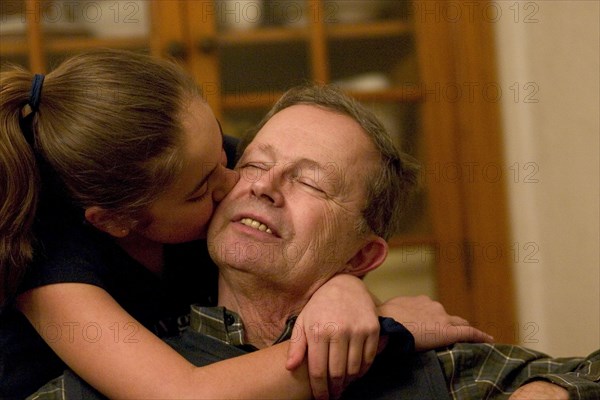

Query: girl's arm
<box><xmin>18</xmin><ymin>283</ymin><xmax>312</xmax><ymax>399</ymax></box>
<box><xmin>376</xmin><ymin>295</ymin><xmax>494</xmax><ymax>350</ymax></box>
<box><xmin>287</xmin><ymin>274</ymin><xmax>380</xmax><ymax>399</ymax></box>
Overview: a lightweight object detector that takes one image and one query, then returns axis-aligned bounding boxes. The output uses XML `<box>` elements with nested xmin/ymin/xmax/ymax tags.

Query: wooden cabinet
<box><xmin>1</xmin><ymin>0</ymin><xmax>516</xmax><ymax>342</ymax></box>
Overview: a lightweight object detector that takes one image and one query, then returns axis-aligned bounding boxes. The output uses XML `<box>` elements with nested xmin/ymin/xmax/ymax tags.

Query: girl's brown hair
<box><xmin>0</xmin><ymin>49</ymin><xmax>201</xmax><ymax>306</ymax></box>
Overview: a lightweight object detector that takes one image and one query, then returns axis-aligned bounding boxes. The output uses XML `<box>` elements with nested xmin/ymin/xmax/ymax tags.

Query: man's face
<box><xmin>208</xmin><ymin>104</ymin><xmax>380</xmax><ymax>294</ymax></box>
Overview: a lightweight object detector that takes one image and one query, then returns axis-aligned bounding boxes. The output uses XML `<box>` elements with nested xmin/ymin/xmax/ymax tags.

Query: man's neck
<box><xmin>217</xmin><ymin>273</ymin><xmax>310</xmax><ymax>348</ymax></box>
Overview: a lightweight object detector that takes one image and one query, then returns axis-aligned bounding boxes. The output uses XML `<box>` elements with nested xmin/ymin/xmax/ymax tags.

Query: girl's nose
<box><xmin>212</xmin><ymin>166</ymin><xmax>239</xmax><ymax>203</ymax></box>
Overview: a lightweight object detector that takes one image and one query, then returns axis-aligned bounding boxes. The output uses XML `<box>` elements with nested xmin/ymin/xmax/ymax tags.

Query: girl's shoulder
<box><xmin>21</xmin><ymin>219</ymin><xmax>118</xmax><ymax>294</ymax></box>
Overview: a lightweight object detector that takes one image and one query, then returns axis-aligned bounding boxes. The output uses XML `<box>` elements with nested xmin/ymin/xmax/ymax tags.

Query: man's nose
<box><xmin>212</xmin><ymin>166</ymin><xmax>239</xmax><ymax>203</ymax></box>
<box><xmin>250</xmin><ymin>170</ymin><xmax>284</xmax><ymax>206</ymax></box>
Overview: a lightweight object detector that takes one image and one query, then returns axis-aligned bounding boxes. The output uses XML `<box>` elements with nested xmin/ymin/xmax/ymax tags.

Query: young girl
<box><xmin>0</xmin><ymin>49</ymin><xmax>382</xmax><ymax>399</ymax></box>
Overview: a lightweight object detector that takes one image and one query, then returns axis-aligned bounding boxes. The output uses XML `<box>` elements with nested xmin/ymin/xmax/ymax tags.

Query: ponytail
<box><xmin>0</xmin><ymin>67</ymin><xmax>41</xmax><ymax>306</ymax></box>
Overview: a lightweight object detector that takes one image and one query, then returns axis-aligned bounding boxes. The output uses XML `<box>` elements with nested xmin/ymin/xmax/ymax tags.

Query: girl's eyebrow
<box><xmin>216</xmin><ymin>119</ymin><xmax>225</xmax><ymax>138</ymax></box>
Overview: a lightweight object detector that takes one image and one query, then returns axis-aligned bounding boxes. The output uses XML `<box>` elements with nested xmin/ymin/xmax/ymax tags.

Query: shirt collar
<box><xmin>189</xmin><ymin>304</ymin><xmax>297</xmax><ymax>349</ymax></box>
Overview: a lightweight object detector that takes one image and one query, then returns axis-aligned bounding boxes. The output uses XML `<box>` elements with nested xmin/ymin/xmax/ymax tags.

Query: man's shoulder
<box><xmin>336</xmin><ymin>317</ymin><xmax>453</xmax><ymax>399</ymax></box>
<box><xmin>342</xmin><ymin>350</ymin><xmax>451</xmax><ymax>400</ymax></box>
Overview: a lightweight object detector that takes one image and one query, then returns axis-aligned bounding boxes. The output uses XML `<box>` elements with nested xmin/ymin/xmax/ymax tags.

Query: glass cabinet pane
<box><xmin>324</xmin><ymin>0</ymin><xmax>412</xmax><ymax>24</ymax></box>
<box><xmin>214</xmin><ymin>0</ymin><xmax>310</xmax><ymax>31</ymax></box>
<box><xmin>220</xmin><ymin>41</ymin><xmax>310</xmax><ymax>94</ymax></box>
<box><xmin>328</xmin><ymin>35</ymin><xmax>418</xmax><ymax>88</ymax></box>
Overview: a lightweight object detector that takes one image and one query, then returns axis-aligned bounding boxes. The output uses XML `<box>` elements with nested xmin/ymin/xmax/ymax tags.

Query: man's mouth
<box><xmin>239</xmin><ymin>217</ymin><xmax>274</xmax><ymax>235</ymax></box>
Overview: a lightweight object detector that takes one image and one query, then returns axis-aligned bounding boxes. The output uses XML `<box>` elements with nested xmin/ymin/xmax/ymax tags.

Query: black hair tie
<box><xmin>29</xmin><ymin>74</ymin><xmax>45</xmax><ymax>111</ymax></box>
<box><xmin>19</xmin><ymin>74</ymin><xmax>45</xmax><ymax>146</ymax></box>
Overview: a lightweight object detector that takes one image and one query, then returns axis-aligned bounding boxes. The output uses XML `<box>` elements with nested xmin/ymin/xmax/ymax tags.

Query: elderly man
<box><xmin>32</xmin><ymin>86</ymin><xmax>599</xmax><ymax>399</ymax></box>
<box><xmin>199</xmin><ymin>85</ymin><xmax>600</xmax><ymax>400</ymax></box>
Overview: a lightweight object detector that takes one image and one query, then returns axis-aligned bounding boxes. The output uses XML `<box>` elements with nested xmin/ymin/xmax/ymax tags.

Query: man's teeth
<box><xmin>240</xmin><ymin>218</ymin><xmax>273</xmax><ymax>234</ymax></box>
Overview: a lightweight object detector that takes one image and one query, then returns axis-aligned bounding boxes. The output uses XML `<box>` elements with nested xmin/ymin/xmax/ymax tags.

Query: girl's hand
<box><xmin>377</xmin><ymin>295</ymin><xmax>494</xmax><ymax>350</ymax></box>
<box><xmin>286</xmin><ymin>274</ymin><xmax>380</xmax><ymax>400</ymax></box>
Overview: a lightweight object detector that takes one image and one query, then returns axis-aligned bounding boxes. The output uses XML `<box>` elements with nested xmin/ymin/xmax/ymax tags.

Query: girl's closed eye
<box><xmin>187</xmin><ymin>183</ymin><xmax>209</xmax><ymax>202</ymax></box>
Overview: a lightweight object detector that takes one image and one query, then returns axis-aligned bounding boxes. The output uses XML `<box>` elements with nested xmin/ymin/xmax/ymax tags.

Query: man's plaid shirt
<box><xmin>438</xmin><ymin>343</ymin><xmax>599</xmax><ymax>399</ymax></box>
<box><xmin>27</xmin><ymin>307</ymin><xmax>600</xmax><ymax>399</ymax></box>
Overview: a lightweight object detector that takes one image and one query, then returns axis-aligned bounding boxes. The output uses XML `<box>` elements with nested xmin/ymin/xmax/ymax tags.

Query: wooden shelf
<box><xmin>218</xmin><ymin>26</ymin><xmax>309</xmax><ymax>45</ymax></box>
<box><xmin>215</xmin><ymin>19</ymin><xmax>411</xmax><ymax>46</ymax></box>
<box><xmin>0</xmin><ymin>36</ymin><xmax>149</xmax><ymax>57</ymax></box>
<box><xmin>222</xmin><ymin>87</ymin><xmax>423</xmax><ymax>110</ymax></box>
<box><xmin>327</xmin><ymin>20</ymin><xmax>412</xmax><ymax>40</ymax></box>
<box><xmin>45</xmin><ymin>36</ymin><xmax>150</xmax><ymax>53</ymax></box>
<box><xmin>0</xmin><ymin>38</ymin><xmax>28</xmax><ymax>56</ymax></box>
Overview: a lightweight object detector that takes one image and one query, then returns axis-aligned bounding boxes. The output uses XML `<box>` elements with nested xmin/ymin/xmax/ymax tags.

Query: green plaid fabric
<box><xmin>438</xmin><ymin>343</ymin><xmax>600</xmax><ymax>400</ymax></box>
<box><xmin>26</xmin><ymin>376</ymin><xmax>65</xmax><ymax>400</ymax></box>
<box><xmin>189</xmin><ymin>305</ymin><xmax>246</xmax><ymax>346</ymax></box>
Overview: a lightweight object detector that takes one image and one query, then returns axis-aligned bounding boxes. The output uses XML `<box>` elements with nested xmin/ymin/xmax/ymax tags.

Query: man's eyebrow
<box><xmin>256</xmin><ymin>143</ymin><xmax>276</xmax><ymax>156</ymax></box>
<box><xmin>186</xmin><ymin>121</ymin><xmax>224</xmax><ymax>198</ymax></box>
<box><xmin>247</xmin><ymin>144</ymin><xmax>329</xmax><ymax>171</ymax></box>
<box><xmin>238</xmin><ymin>142</ymin><xmax>275</xmax><ymax>163</ymax></box>
<box><xmin>244</xmin><ymin>143</ymin><xmax>340</xmax><ymax>191</ymax></box>
<box><xmin>296</xmin><ymin>157</ymin><xmax>327</xmax><ymax>171</ymax></box>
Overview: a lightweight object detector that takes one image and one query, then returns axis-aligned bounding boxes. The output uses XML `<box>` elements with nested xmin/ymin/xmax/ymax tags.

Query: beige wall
<box><xmin>494</xmin><ymin>0</ymin><xmax>599</xmax><ymax>356</ymax></box>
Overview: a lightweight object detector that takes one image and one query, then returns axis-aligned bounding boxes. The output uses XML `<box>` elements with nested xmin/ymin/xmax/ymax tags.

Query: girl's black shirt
<box><xmin>0</xmin><ymin>136</ymin><xmax>238</xmax><ymax>399</ymax></box>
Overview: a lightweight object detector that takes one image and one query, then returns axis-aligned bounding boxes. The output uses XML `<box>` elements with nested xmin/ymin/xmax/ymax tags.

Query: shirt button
<box><xmin>225</xmin><ymin>314</ymin><xmax>235</xmax><ymax>326</ymax></box>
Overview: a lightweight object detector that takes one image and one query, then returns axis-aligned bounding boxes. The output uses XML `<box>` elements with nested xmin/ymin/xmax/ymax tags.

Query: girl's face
<box><xmin>132</xmin><ymin>99</ymin><xmax>238</xmax><ymax>243</ymax></box>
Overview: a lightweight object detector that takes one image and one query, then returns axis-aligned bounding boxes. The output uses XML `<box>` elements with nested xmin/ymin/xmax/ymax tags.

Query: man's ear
<box><xmin>84</xmin><ymin>206</ymin><xmax>131</xmax><ymax>238</ymax></box>
<box><xmin>344</xmin><ymin>236</ymin><xmax>388</xmax><ymax>277</ymax></box>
